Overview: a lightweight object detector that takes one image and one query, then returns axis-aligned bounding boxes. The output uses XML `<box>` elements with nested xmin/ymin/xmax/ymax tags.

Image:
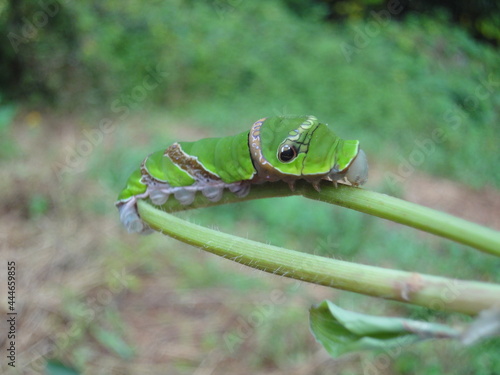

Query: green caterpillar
<box><xmin>116</xmin><ymin>115</ymin><xmax>368</xmax><ymax>233</ymax></box>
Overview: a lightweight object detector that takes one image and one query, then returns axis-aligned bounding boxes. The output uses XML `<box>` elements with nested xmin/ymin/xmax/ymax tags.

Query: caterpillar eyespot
<box><xmin>278</xmin><ymin>144</ymin><xmax>297</xmax><ymax>163</ymax></box>
<box><xmin>116</xmin><ymin>115</ymin><xmax>368</xmax><ymax>233</ymax></box>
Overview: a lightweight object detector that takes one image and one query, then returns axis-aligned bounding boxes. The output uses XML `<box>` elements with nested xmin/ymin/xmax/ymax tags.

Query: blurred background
<box><xmin>0</xmin><ymin>0</ymin><xmax>499</xmax><ymax>374</ymax></box>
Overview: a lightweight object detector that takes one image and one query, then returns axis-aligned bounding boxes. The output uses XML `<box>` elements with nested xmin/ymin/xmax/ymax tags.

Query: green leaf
<box><xmin>45</xmin><ymin>360</ymin><xmax>80</xmax><ymax>375</ymax></box>
<box><xmin>309</xmin><ymin>301</ymin><xmax>460</xmax><ymax>357</ymax></box>
<box><xmin>91</xmin><ymin>327</ymin><xmax>135</xmax><ymax>359</ymax></box>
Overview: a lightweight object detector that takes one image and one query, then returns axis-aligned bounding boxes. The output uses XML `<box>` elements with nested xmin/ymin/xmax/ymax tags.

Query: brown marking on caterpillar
<box><xmin>165</xmin><ymin>143</ymin><xmax>221</xmax><ymax>182</ymax></box>
<box><xmin>248</xmin><ymin>117</ymin><xmax>282</xmax><ymax>182</ymax></box>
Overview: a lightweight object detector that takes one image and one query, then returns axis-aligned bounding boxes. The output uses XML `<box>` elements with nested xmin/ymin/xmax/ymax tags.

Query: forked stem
<box><xmin>138</xmin><ymin>199</ymin><xmax>500</xmax><ymax>316</ymax></box>
<box><xmin>156</xmin><ymin>181</ymin><xmax>500</xmax><ymax>257</ymax></box>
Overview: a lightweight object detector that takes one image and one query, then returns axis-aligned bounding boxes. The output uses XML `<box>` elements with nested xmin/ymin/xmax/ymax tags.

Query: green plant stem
<box><xmin>300</xmin><ymin>184</ymin><xmax>500</xmax><ymax>257</ymax></box>
<box><xmin>158</xmin><ymin>181</ymin><xmax>500</xmax><ymax>257</ymax></box>
<box><xmin>138</xmin><ymin>200</ymin><xmax>500</xmax><ymax>316</ymax></box>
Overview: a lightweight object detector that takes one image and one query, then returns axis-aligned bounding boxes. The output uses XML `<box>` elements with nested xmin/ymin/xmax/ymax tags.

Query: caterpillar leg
<box><xmin>202</xmin><ymin>182</ymin><xmax>251</xmax><ymax>201</ymax></box>
<box><xmin>117</xmin><ymin>181</ymin><xmax>252</xmax><ymax>234</ymax></box>
<box><xmin>117</xmin><ymin>196</ymin><xmax>153</xmax><ymax>234</ymax></box>
<box><xmin>149</xmin><ymin>189</ymin><xmax>170</xmax><ymax>205</ymax></box>
<box><xmin>146</xmin><ymin>181</ymin><xmax>173</xmax><ymax>205</ymax></box>
<box><xmin>228</xmin><ymin>182</ymin><xmax>250</xmax><ymax>198</ymax></box>
<box><xmin>202</xmin><ymin>185</ymin><xmax>224</xmax><ymax>202</ymax></box>
<box><xmin>326</xmin><ymin>149</ymin><xmax>368</xmax><ymax>187</ymax></box>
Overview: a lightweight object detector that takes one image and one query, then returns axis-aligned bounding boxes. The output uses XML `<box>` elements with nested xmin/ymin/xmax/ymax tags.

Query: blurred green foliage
<box><xmin>45</xmin><ymin>360</ymin><xmax>80</xmax><ymax>375</ymax></box>
<box><xmin>290</xmin><ymin>0</ymin><xmax>500</xmax><ymax>45</ymax></box>
<box><xmin>0</xmin><ymin>99</ymin><xmax>18</xmax><ymax>158</ymax></box>
<box><xmin>1</xmin><ymin>0</ymin><xmax>499</xmax><ymax>188</ymax></box>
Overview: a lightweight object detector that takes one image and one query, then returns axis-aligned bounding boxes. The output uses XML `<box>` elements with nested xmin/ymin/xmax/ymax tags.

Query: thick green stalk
<box><xmin>299</xmin><ymin>184</ymin><xmax>500</xmax><ymax>257</ymax></box>
<box><xmin>138</xmin><ymin>200</ymin><xmax>500</xmax><ymax>316</ymax></box>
